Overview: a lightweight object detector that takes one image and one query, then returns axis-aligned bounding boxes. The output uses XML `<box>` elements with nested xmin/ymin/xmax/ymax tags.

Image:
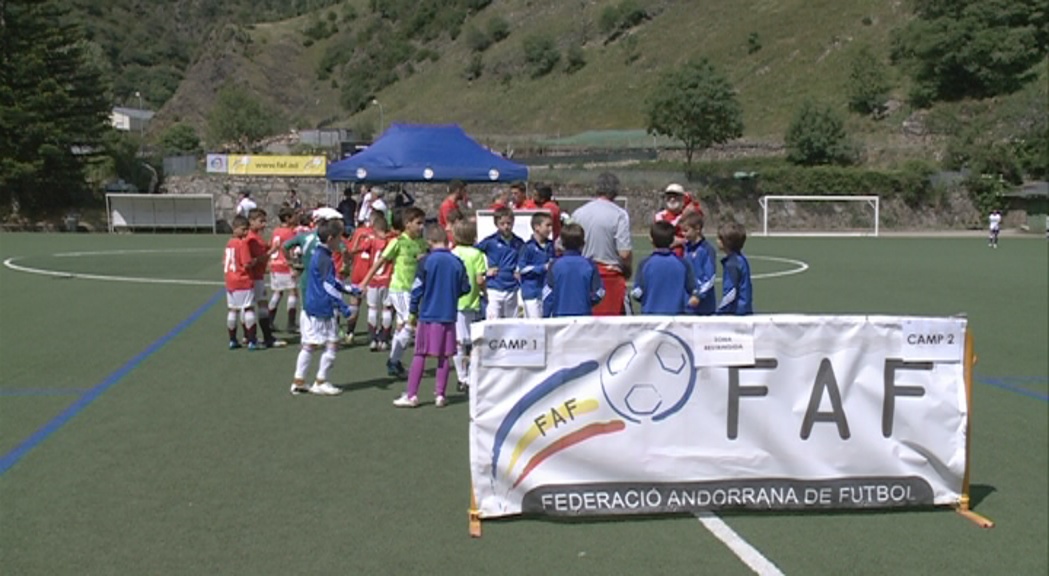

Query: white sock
<box><xmin>288</xmin><ymin>294</ymin><xmax>298</xmax><ymax>311</ymax></box>
<box><xmin>268</xmin><ymin>292</ymin><xmax>281</xmax><ymax>311</ymax></box>
<box><xmin>453</xmin><ymin>342</ymin><xmax>467</xmax><ymax>384</ymax></box>
<box><xmin>317</xmin><ymin>346</ymin><xmax>337</xmax><ymax>381</ymax></box>
<box><xmin>295</xmin><ymin>346</ymin><xmax>314</xmax><ymax>380</ymax></box>
<box><xmin>390</xmin><ymin>325</ymin><xmax>413</xmax><ymax>363</ymax></box>
<box><xmin>367</xmin><ymin>307</ymin><xmax>378</xmax><ymax>328</ymax></box>
<box><xmin>382</xmin><ymin>308</ymin><xmax>393</xmax><ymax>329</ymax></box>
<box><xmin>227</xmin><ymin>310</ymin><xmax>238</xmax><ymax>331</ymax></box>
<box><xmin>243</xmin><ymin>309</ymin><xmax>256</xmax><ymax>329</ymax></box>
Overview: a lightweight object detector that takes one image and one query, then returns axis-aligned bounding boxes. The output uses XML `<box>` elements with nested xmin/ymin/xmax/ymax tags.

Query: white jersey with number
<box><xmin>989</xmin><ymin>213</ymin><xmax>1001</xmax><ymax>231</ymax></box>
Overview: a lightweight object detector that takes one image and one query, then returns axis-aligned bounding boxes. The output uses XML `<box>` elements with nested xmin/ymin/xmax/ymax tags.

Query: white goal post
<box><xmin>106</xmin><ymin>193</ymin><xmax>216</xmax><ymax>233</ymax></box>
<box><xmin>759</xmin><ymin>195</ymin><xmax>879</xmax><ymax>237</ymax></box>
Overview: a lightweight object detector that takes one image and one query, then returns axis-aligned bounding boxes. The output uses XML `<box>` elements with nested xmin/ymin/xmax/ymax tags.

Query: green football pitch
<box><xmin>1</xmin><ymin>232</ymin><xmax>1045</xmax><ymax>575</ymax></box>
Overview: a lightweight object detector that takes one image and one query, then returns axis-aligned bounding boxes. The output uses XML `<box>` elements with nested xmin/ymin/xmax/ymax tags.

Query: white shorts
<box><xmin>366</xmin><ymin>286</ymin><xmax>392</xmax><ymax>309</ymax></box>
<box><xmin>486</xmin><ymin>288</ymin><xmax>519</xmax><ymax>320</ymax></box>
<box><xmin>253</xmin><ymin>279</ymin><xmax>267</xmax><ymax>302</ymax></box>
<box><xmin>270</xmin><ymin>271</ymin><xmax>295</xmax><ymax>292</ymax></box>
<box><xmin>522</xmin><ymin>298</ymin><xmax>543</xmax><ymax>319</ymax></box>
<box><xmin>456</xmin><ymin>310</ymin><xmax>481</xmax><ymax>344</ymax></box>
<box><xmin>300</xmin><ymin>312</ymin><xmax>340</xmax><ymax>345</ymax></box>
<box><xmin>390</xmin><ymin>291</ymin><xmax>410</xmax><ymax>324</ymax></box>
<box><xmin>226</xmin><ymin>289</ymin><xmax>254</xmax><ymax>310</ymax></box>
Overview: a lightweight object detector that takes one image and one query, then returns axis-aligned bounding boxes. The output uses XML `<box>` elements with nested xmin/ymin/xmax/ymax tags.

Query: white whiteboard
<box><xmin>475</xmin><ymin>209</ymin><xmax>551</xmax><ymax>242</ymax></box>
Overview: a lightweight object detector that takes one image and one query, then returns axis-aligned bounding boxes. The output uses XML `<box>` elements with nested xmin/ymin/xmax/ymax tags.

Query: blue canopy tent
<box><xmin>326</xmin><ymin>123</ymin><xmax>528</xmax><ymax>183</ymax></box>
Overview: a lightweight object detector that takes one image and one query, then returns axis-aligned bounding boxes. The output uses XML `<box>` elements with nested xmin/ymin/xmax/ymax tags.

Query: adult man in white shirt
<box><xmin>235</xmin><ymin>191</ymin><xmax>256</xmax><ymax>218</ymax></box>
<box><xmin>356</xmin><ymin>184</ymin><xmax>374</xmax><ymax>226</ymax></box>
<box><xmin>569</xmin><ymin>172</ymin><xmax>633</xmax><ymax>315</ymax></box>
<box><xmin>988</xmin><ymin>209</ymin><xmax>1002</xmax><ymax>248</ymax></box>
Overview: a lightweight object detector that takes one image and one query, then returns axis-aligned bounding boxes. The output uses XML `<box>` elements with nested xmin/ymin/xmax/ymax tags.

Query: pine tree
<box><xmin>0</xmin><ymin>0</ymin><xmax>111</xmax><ymax>219</ymax></box>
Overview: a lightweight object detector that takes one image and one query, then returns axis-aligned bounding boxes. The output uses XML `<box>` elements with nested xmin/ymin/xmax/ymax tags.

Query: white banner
<box><xmin>469</xmin><ymin>316</ymin><xmax>968</xmax><ymax>518</ymax></box>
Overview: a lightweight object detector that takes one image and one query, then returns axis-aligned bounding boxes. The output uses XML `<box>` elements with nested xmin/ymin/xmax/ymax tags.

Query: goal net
<box><xmin>759</xmin><ymin>195</ymin><xmax>879</xmax><ymax>237</ymax></box>
<box><xmin>106</xmin><ymin>194</ymin><xmax>216</xmax><ymax>233</ymax></box>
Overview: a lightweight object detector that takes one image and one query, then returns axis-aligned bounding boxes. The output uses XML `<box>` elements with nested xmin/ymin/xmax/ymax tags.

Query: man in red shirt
<box><xmin>531</xmin><ymin>183</ymin><xmax>562</xmax><ymax>240</ymax></box>
<box><xmin>508</xmin><ymin>181</ymin><xmax>529</xmax><ymax>210</ymax></box>
<box><xmin>438</xmin><ymin>180</ymin><xmax>468</xmax><ymax>228</ymax></box>
<box><xmin>654</xmin><ymin>183</ymin><xmax>702</xmax><ymax>257</ymax></box>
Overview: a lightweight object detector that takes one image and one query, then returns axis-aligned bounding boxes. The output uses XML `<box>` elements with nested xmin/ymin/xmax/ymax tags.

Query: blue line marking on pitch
<box><xmin>0</xmin><ymin>289</ymin><xmax>223</xmax><ymax>476</ymax></box>
<box><xmin>977</xmin><ymin>376</ymin><xmax>1049</xmax><ymax>403</ymax></box>
<box><xmin>0</xmin><ymin>389</ymin><xmax>89</xmax><ymax>397</ymax></box>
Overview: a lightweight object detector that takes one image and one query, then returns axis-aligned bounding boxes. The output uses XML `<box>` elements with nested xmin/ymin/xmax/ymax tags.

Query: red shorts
<box><xmin>593</xmin><ymin>264</ymin><xmax>627</xmax><ymax>316</ymax></box>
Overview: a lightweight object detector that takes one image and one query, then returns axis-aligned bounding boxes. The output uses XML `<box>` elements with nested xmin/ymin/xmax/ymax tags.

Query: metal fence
<box><xmin>163</xmin><ymin>155</ymin><xmax>199</xmax><ymax>176</ymax></box>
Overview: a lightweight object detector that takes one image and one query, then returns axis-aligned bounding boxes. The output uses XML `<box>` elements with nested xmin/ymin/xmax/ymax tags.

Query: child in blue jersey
<box><xmin>477</xmin><ymin>206</ymin><xmax>525</xmax><ymax>320</ymax></box>
<box><xmin>543</xmin><ymin>223</ymin><xmax>605</xmax><ymax>317</ymax></box>
<box><xmin>291</xmin><ymin>220</ymin><xmax>357</xmax><ymax>396</ymax></box>
<box><xmin>631</xmin><ymin>221</ymin><xmax>699</xmax><ymax>315</ymax></box>
<box><xmin>516</xmin><ymin>212</ymin><xmax>555</xmax><ymax>318</ymax></box>
<box><xmin>394</xmin><ymin>224</ymin><xmax>471</xmax><ymax>408</ymax></box>
<box><xmin>716</xmin><ymin>221</ymin><xmax>753</xmax><ymax>315</ymax></box>
<box><xmin>679</xmin><ymin>211</ymin><xmax>718</xmax><ymax>315</ymax></box>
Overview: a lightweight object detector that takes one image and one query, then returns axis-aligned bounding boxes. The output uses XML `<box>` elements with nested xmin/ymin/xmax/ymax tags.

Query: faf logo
<box><xmin>490</xmin><ymin>330</ymin><xmax>698</xmax><ymax>488</ymax></box>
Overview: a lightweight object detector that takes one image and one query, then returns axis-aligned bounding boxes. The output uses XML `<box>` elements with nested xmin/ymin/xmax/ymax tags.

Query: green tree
<box><xmin>206</xmin><ymin>84</ymin><xmax>281</xmax><ymax>151</ymax></box>
<box><xmin>159</xmin><ymin>124</ymin><xmax>202</xmax><ymax>154</ymax></box>
<box><xmin>0</xmin><ymin>0</ymin><xmax>111</xmax><ymax>218</ymax></box>
<box><xmin>644</xmin><ymin>59</ymin><xmax>743</xmax><ymax>165</ymax></box>
<box><xmin>846</xmin><ymin>45</ymin><xmax>891</xmax><ymax>116</ymax></box>
<box><xmin>891</xmin><ymin>0</ymin><xmax>1048</xmax><ymax>106</ymax></box>
<box><xmin>784</xmin><ymin>100</ymin><xmax>857</xmax><ymax>166</ymax></box>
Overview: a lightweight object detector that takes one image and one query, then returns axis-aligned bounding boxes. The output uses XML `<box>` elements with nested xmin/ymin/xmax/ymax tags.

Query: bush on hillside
<box><xmin>785</xmin><ymin>100</ymin><xmax>859</xmax><ymax>166</ymax></box>
<box><xmin>599</xmin><ymin>0</ymin><xmax>648</xmax><ymax>41</ymax></box>
<box><xmin>465</xmin><ymin>24</ymin><xmax>491</xmax><ymax>52</ymax></box>
<box><xmin>565</xmin><ymin>45</ymin><xmax>586</xmax><ymax>74</ymax></box>
<box><xmin>522</xmin><ymin>34</ymin><xmax>560</xmax><ymax>78</ymax></box>
<box><xmin>846</xmin><ymin>45</ymin><xmax>891</xmax><ymax>116</ymax></box>
<box><xmin>487</xmin><ymin>16</ymin><xmax>510</xmax><ymax>42</ymax></box>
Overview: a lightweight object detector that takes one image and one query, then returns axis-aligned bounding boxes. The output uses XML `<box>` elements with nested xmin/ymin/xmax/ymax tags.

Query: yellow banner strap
<box><xmin>956</xmin><ymin>329</ymin><xmax>994</xmax><ymax>528</ymax></box>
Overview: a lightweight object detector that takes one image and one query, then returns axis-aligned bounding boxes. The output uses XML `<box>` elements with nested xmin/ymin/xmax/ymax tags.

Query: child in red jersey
<box><xmin>247</xmin><ymin>209</ymin><xmax>284</xmax><ymax>348</ymax></box>
<box><xmin>223</xmin><ymin>216</ymin><xmax>257</xmax><ymax>349</ymax></box>
<box><xmin>267</xmin><ymin>207</ymin><xmax>300</xmax><ymax>332</ymax></box>
<box><xmin>360</xmin><ymin>213</ymin><xmax>394</xmax><ymax>350</ymax></box>
<box><xmin>343</xmin><ymin>209</ymin><xmax>379</xmax><ymax>344</ymax></box>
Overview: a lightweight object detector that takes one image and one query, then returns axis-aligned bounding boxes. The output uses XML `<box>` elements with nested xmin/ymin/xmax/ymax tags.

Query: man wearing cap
<box><xmin>355</xmin><ymin>184</ymin><xmax>374</xmax><ymax>226</ymax></box>
<box><xmin>236</xmin><ymin>191</ymin><xmax>257</xmax><ymax>218</ymax></box>
<box><xmin>569</xmin><ymin>172</ymin><xmax>633</xmax><ymax>316</ymax></box>
<box><xmin>655</xmin><ymin>183</ymin><xmax>701</xmax><ymax>257</ymax></box>
<box><xmin>357</xmin><ymin>185</ymin><xmax>387</xmax><ymax>225</ymax></box>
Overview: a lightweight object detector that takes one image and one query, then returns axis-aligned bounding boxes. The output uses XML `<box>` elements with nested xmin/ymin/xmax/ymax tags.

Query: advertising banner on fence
<box><xmin>226</xmin><ymin>155</ymin><xmax>326</xmax><ymax>176</ymax></box>
<box><xmin>206</xmin><ymin>154</ymin><xmax>228</xmax><ymax>174</ymax></box>
<box><xmin>469</xmin><ymin>315</ymin><xmax>968</xmax><ymax>518</ymax></box>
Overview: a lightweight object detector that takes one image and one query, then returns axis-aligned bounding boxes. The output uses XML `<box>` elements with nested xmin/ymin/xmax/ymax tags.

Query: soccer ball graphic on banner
<box><xmin>599</xmin><ymin>330</ymin><xmax>697</xmax><ymax>423</ymax></box>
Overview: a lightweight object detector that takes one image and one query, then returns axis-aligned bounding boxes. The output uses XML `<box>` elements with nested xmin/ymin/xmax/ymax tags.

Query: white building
<box><xmin>110</xmin><ymin>107</ymin><xmax>154</xmax><ymax>132</ymax></box>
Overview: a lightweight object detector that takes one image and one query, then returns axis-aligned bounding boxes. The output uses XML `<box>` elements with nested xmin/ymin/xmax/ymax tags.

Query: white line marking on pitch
<box><xmin>6</xmin><ymin>249</ymin><xmax>808</xmax><ymax>286</ymax></box>
<box><xmin>52</xmin><ymin>248</ymin><xmax>216</xmax><ymax>257</ymax></box>
<box><xmin>747</xmin><ymin>255</ymin><xmax>809</xmax><ymax>281</ymax></box>
<box><xmin>696</xmin><ymin>512</ymin><xmax>785</xmax><ymax>575</ymax></box>
<box><xmin>3</xmin><ymin>256</ymin><xmax>223</xmax><ymax>286</ymax></box>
